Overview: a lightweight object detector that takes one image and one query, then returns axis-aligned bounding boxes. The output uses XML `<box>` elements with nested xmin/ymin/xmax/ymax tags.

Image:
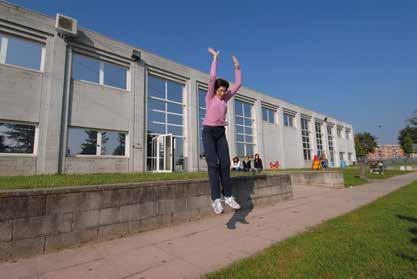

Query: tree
<box><xmin>80</xmin><ymin>130</ymin><xmax>97</xmax><ymax>155</ymax></box>
<box><xmin>398</xmin><ymin>126</ymin><xmax>417</xmax><ymax>146</ymax></box>
<box><xmin>113</xmin><ymin>133</ymin><xmax>126</xmax><ymax>155</ymax></box>
<box><xmin>402</xmin><ymin>134</ymin><xmax>414</xmax><ymax>157</ymax></box>
<box><xmin>0</xmin><ymin>135</ymin><xmax>6</xmax><ymax>153</ymax></box>
<box><xmin>354</xmin><ymin>132</ymin><xmax>378</xmax><ymax>178</ymax></box>
<box><xmin>4</xmin><ymin>123</ymin><xmax>35</xmax><ymax>153</ymax></box>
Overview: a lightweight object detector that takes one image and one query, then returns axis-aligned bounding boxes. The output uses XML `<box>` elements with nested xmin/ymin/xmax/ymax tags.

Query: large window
<box><xmin>146</xmin><ymin>75</ymin><xmax>184</xmax><ymax>171</ymax></box>
<box><xmin>301</xmin><ymin>118</ymin><xmax>311</xmax><ymax>160</ymax></box>
<box><xmin>315</xmin><ymin>122</ymin><xmax>323</xmax><ymax>156</ymax></box>
<box><xmin>337</xmin><ymin>127</ymin><xmax>343</xmax><ymax>138</ymax></box>
<box><xmin>0</xmin><ymin>122</ymin><xmax>36</xmax><ymax>154</ymax></box>
<box><xmin>327</xmin><ymin>126</ymin><xmax>335</xmax><ymax>164</ymax></box>
<box><xmin>0</xmin><ymin>32</ymin><xmax>44</xmax><ymax>71</ymax></box>
<box><xmin>67</xmin><ymin>127</ymin><xmax>127</xmax><ymax>157</ymax></box>
<box><xmin>72</xmin><ymin>53</ymin><xmax>128</xmax><ymax>90</ymax></box>
<box><xmin>262</xmin><ymin>107</ymin><xmax>275</xmax><ymax>124</ymax></box>
<box><xmin>198</xmin><ymin>88</ymin><xmax>206</xmax><ymax>157</ymax></box>
<box><xmin>283</xmin><ymin>113</ymin><xmax>294</xmax><ymax>127</ymax></box>
<box><xmin>345</xmin><ymin>129</ymin><xmax>351</xmax><ymax>140</ymax></box>
<box><xmin>235</xmin><ymin>100</ymin><xmax>255</xmax><ymax>157</ymax></box>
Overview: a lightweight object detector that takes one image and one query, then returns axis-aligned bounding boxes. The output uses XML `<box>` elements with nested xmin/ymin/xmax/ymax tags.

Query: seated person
<box><xmin>319</xmin><ymin>152</ymin><xmax>328</xmax><ymax>169</ymax></box>
<box><xmin>231</xmin><ymin>156</ymin><xmax>242</xmax><ymax>171</ymax></box>
<box><xmin>254</xmin><ymin>153</ymin><xmax>263</xmax><ymax>173</ymax></box>
<box><xmin>242</xmin><ymin>155</ymin><xmax>252</xmax><ymax>172</ymax></box>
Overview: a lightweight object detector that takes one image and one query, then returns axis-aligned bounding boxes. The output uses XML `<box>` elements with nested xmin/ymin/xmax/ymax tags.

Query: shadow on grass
<box><xmin>397</xmin><ymin>215</ymin><xmax>417</xmax><ymax>247</ymax></box>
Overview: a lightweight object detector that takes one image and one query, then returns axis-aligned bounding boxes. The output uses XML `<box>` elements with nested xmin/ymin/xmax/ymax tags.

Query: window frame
<box><xmin>66</xmin><ymin>127</ymin><xmax>129</xmax><ymax>158</ymax></box>
<box><xmin>283</xmin><ymin>113</ymin><xmax>294</xmax><ymax>127</ymax></box>
<box><xmin>71</xmin><ymin>52</ymin><xmax>130</xmax><ymax>91</ymax></box>
<box><xmin>262</xmin><ymin>107</ymin><xmax>276</xmax><ymax>124</ymax></box>
<box><xmin>301</xmin><ymin>118</ymin><xmax>311</xmax><ymax>160</ymax></box>
<box><xmin>235</xmin><ymin>99</ymin><xmax>256</xmax><ymax>158</ymax></box>
<box><xmin>0</xmin><ymin>120</ymin><xmax>39</xmax><ymax>157</ymax></box>
<box><xmin>0</xmin><ymin>32</ymin><xmax>46</xmax><ymax>72</ymax></box>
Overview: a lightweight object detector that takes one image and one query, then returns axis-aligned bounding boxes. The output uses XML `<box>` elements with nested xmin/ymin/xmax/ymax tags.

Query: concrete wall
<box><xmin>0</xmin><ymin>173</ymin><xmax>293</xmax><ymax>260</ymax></box>
<box><xmin>288</xmin><ymin>170</ymin><xmax>345</xmax><ymax>188</ymax></box>
<box><xmin>0</xmin><ymin>2</ymin><xmax>357</xmax><ymax>175</ymax></box>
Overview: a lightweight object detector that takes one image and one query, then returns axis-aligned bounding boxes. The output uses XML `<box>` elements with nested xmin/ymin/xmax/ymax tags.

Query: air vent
<box><xmin>55</xmin><ymin>14</ymin><xmax>78</xmax><ymax>36</ymax></box>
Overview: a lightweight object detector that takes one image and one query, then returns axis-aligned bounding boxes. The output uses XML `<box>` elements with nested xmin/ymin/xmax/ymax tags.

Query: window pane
<box><xmin>167</xmin><ymin>125</ymin><xmax>183</xmax><ymax>136</ymax></box>
<box><xmin>243</xmin><ymin>103</ymin><xmax>252</xmax><ymax>118</ymax></box>
<box><xmin>199</xmin><ymin>108</ymin><xmax>206</xmax><ymax>120</ymax></box>
<box><xmin>236</xmin><ymin>143</ymin><xmax>244</xmax><ymax>157</ymax></box>
<box><xmin>147</xmin><ymin>122</ymin><xmax>165</xmax><ymax>134</ymax></box>
<box><xmin>174</xmin><ymin>137</ymin><xmax>184</xmax><ymax>171</ymax></box>
<box><xmin>236</xmin><ymin>125</ymin><xmax>244</xmax><ymax>134</ymax></box>
<box><xmin>167</xmin><ymin>102</ymin><xmax>183</xmax><ymax>114</ymax></box>
<box><xmin>268</xmin><ymin>110</ymin><xmax>275</xmax><ymax>123</ymax></box>
<box><xmin>148</xmin><ymin>98</ymin><xmax>165</xmax><ymax>112</ymax></box>
<box><xmin>148</xmin><ymin>75</ymin><xmax>165</xmax><ymax>99</ymax></box>
<box><xmin>235</xmin><ymin>101</ymin><xmax>243</xmax><ymax>116</ymax></box>
<box><xmin>198</xmin><ymin>89</ymin><xmax>206</xmax><ymax>108</ymax></box>
<box><xmin>236</xmin><ymin>133</ymin><xmax>244</xmax><ymax>142</ymax></box>
<box><xmin>246</xmin><ymin>144</ymin><xmax>254</xmax><ymax>157</ymax></box>
<box><xmin>245</xmin><ymin>135</ymin><xmax>253</xmax><ymax>143</ymax></box>
<box><xmin>244</xmin><ymin>118</ymin><xmax>252</xmax><ymax>126</ymax></box>
<box><xmin>284</xmin><ymin>115</ymin><xmax>289</xmax><ymax>126</ymax></box>
<box><xmin>101</xmin><ymin>132</ymin><xmax>126</xmax><ymax>156</ymax></box>
<box><xmin>103</xmin><ymin>61</ymin><xmax>127</xmax><ymax>89</ymax></box>
<box><xmin>0</xmin><ymin>122</ymin><xmax>35</xmax><ymax>154</ymax></box>
<box><xmin>235</xmin><ymin>117</ymin><xmax>244</xmax><ymax>125</ymax></box>
<box><xmin>262</xmin><ymin>108</ymin><xmax>268</xmax><ymax>121</ymax></box>
<box><xmin>67</xmin><ymin>128</ymin><xmax>97</xmax><ymax>156</ymax></box>
<box><xmin>148</xmin><ymin>110</ymin><xmax>165</xmax><ymax>124</ymax></box>
<box><xmin>245</xmin><ymin>127</ymin><xmax>253</xmax><ymax>135</ymax></box>
<box><xmin>5</xmin><ymin>35</ymin><xmax>43</xmax><ymax>70</ymax></box>
<box><xmin>167</xmin><ymin>114</ymin><xmax>183</xmax><ymax>125</ymax></box>
<box><xmin>199</xmin><ymin>138</ymin><xmax>205</xmax><ymax>157</ymax></box>
<box><xmin>167</xmin><ymin>81</ymin><xmax>183</xmax><ymax>103</ymax></box>
<box><xmin>72</xmin><ymin>53</ymin><xmax>100</xmax><ymax>83</ymax></box>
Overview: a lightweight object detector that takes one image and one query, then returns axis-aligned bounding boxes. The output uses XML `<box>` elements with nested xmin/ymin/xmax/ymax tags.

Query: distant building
<box><xmin>368</xmin><ymin>145</ymin><xmax>405</xmax><ymax>160</ymax></box>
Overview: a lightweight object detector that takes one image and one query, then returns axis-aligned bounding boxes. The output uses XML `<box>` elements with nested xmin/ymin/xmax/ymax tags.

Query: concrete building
<box><xmin>0</xmin><ymin>2</ymin><xmax>356</xmax><ymax>175</ymax></box>
<box><xmin>368</xmin><ymin>144</ymin><xmax>405</xmax><ymax>161</ymax></box>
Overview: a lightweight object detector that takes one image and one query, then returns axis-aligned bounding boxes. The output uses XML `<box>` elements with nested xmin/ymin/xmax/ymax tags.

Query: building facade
<box><xmin>368</xmin><ymin>144</ymin><xmax>405</xmax><ymax>161</ymax></box>
<box><xmin>0</xmin><ymin>2</ymin><xmax>356</xmax><ymax>175</ymax></box>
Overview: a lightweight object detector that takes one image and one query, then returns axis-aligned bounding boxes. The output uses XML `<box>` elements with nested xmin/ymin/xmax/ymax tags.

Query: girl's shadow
<box><xmin>226</xmin><ymin>177</ymin><xmax>256</xmax><ymax>230</ymax></box>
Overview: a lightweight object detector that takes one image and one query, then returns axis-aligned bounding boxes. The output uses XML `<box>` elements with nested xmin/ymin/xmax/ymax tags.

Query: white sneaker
<box><xmin>225</xmin><ymin>196</ymin><xmax>241</xmax><ymax>210</ymax></box>
<box><xmin>212</xmin><ymin>198</ymin><xmax>224</xmax><ymax>214</ymax></box>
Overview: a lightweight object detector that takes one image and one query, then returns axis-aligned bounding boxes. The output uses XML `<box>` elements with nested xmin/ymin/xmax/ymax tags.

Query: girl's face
<box><xmin>255</xmin><ymin>154</ymin><xmax>259</xmax><ymax>159</ymax></box>
<box><xmin>245</xmin><ymin>156</ymin><xmax>249</xmax><ymax>160</ymax></box>
<box><xmin>216</xmin><ymin>86</ymin><xmax>227</xmax><ymax>99</ymax></box>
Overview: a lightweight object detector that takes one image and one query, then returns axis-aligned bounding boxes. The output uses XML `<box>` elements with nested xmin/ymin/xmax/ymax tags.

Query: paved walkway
<box><xmin>1</xmin><ymin>172</ymin><xmax>416</xmax><ymax>279</ymax></box>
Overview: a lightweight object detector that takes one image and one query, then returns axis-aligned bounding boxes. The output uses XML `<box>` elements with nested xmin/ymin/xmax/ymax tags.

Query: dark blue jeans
<box><xmin>202</xmin><ymin>125</ymin><xmax>232</xmax><ymax>201</ymax></box>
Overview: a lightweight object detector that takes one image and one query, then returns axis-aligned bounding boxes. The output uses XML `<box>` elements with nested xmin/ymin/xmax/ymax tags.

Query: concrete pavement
<box><xmin>1</xmin><ymin>172</ymin><xmax>416</xmax><ymax>279</ymax></box>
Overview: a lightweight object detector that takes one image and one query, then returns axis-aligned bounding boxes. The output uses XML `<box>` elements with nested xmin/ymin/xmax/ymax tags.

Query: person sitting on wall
<box><xmin>319</xmin><ymin>152</ymin><xmax>328</xmax><ymax>169</ymax></box>
<box><xmin>254</xmin><ymin>153</ymin><xmax>263</xmax><ymax>173</ymax></box>
<box><xmin>242</xmin><ymin>155</ymin><xmax>252</xmax><ymax>172</ymax></box>
<box><xmin>231</xmin><ymin>156</ymin><xmax>242</xmax><ymax>171</ymax></box>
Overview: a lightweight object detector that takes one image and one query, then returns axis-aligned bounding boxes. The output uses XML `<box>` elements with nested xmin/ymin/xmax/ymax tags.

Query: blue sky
<box><xmin>9</xmin><ymin>0</ymin><xmax>417</xmax><ymax>144</ymax></box>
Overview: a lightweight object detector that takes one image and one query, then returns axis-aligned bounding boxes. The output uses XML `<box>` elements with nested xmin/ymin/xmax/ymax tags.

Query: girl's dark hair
<box><xmin>215</xmin><ymin>78</ymin><xmax>229</xmax><ymax>91</ymax></box>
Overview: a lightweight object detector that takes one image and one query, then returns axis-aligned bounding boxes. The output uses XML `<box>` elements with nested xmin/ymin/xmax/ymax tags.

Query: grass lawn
<box><xmin>343</xmin><ymin>167</ymin><xmax>413</xmax><ymax>187</ymax></box>
<box><xmin>0</xmin><ymin>167</ymin><xmax>413</xmax><ymax>190</ymax></box>
<box><xmin>205</xmin><ymin>180</ymin><xmax>417</xmax><ymax>279</ymax></box>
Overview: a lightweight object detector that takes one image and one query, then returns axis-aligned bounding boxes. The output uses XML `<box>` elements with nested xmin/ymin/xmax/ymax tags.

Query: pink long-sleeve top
<box><xmin>202</xmin><ymin>58</ymin><xmax>242</xmax><ymax>126</ymax></box>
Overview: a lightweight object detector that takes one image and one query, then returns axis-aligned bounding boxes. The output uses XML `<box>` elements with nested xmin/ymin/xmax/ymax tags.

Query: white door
<box><xmin>150</xmin><ymin>134</ymin><xmax>173</xmax><ymax>172</ymax></box>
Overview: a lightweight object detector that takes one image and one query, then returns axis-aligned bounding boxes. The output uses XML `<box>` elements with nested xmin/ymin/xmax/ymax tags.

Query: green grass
<box><xmin>0</xmin><ymin>167</ymin><xmax>412</xmax><ymax>190</ymax></box>
<box><xmin>206</xmin><ymin>180</ymin><xmax>417</xmax><ymax>279</ymax></box>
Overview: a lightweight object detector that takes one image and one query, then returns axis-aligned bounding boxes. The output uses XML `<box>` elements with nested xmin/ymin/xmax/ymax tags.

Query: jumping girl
<box><xmin>202</xmin><ymin>47</ymin><xmax>242</xmax><ymax>214</ymax></box>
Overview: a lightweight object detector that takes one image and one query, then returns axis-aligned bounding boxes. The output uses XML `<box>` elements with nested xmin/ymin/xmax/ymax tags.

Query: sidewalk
<box><xmin>1</xmin><ymin>172</ymin><xmax>416</xmax><ymax>279</ymax></box>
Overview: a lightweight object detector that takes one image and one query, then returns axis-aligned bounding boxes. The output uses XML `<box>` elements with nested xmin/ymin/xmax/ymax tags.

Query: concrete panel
<box><xmin>69</xmin><ymin>80</ymin><xmax>130</xmax><ymax>131</ymax></box>
<box><xmin>0</xmin><ymin>65</ymin><xmax>42</xmax><ymax>123</ymax></box>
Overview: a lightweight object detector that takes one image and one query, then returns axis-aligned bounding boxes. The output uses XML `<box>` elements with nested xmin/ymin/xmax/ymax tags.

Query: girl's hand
<box><xmin>208</xmin><ymin>48</ymin><xmax>220</xmax><ymax>58</ymax></box>
<box><xmin>232</xmin><ymin>55</ymin><xmax>240</xmax><ymax>68</ymax></box>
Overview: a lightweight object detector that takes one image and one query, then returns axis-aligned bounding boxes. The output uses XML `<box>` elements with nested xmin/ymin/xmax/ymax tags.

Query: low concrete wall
<box><xmin>287</xmin><ymin>170</ymin><xmax>344</xmax><ymax>188</ymax></box>
<box><xmin>0</xmin><ymin>174</ymin><xmax>292</xmax><ymax>260</ymax></box>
